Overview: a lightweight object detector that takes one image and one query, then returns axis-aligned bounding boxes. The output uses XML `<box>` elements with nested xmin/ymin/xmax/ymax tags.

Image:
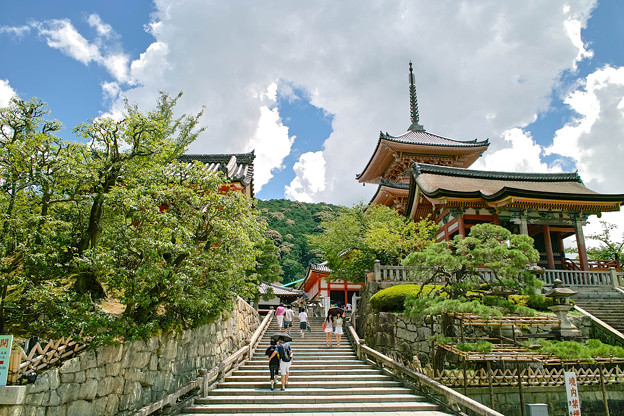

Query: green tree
<box><xmin>585</xmin><ymin>221</ymin><xmax>624</xmax><ymax>265</ymax></box>
<box><xmin>402</xmin><ymin>223</ymin><xmax>541</xmax><ymax>299</ymax></box>
<box><xmin>309</xmin><ymin>203</ymin><xmax>437</xmax><ymax>282</ymax></box>
<box><xmin>71</xmin><ymin>92</ymin><xmax>204</xmax><ymax>297</ymax></box>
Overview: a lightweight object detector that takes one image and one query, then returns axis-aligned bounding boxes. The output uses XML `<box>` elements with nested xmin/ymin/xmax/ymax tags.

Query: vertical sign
<box><xmin>565</xmin><ymin>371</ymin><xmax>582</xmax><ymax>416</ymax></box>
<box><xmin>0</xmin><ymin>335</ymin><xmax>13</xmax><ymax>386</ymax></box>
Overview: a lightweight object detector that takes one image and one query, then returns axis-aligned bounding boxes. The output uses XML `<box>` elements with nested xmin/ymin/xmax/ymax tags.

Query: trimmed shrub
<box><xmin>370</xmin><ymin>284</ymin><xmax>444</xmax><ymax>312</ymax></box>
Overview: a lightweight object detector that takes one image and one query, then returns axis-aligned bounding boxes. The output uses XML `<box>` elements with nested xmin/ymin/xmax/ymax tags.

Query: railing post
<box><xmin>610</xmin><ymin>267</ymin><xmax>618</xmax><ymax>288</ymax></box>
<box><xmin>374</xmin><ymin>260</ymin><xmax>381</xmax><ymax>282</ymax></box>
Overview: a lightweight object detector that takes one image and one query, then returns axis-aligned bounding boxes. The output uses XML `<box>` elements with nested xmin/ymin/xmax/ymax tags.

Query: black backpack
<box><xmin>279</xmin><ymin>343</ymin><xmax>291</xmax><ymax>362</ymax></box>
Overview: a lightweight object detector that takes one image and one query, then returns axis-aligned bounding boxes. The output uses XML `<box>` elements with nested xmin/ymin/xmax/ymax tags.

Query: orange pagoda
<box><xmin>357</xmin><ymin>64</ymin><xmax>624</xmax><ymax>272</ymax></box>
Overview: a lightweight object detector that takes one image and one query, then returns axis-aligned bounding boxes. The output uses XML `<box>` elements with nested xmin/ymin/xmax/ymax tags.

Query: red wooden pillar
<box><xmin>575</xmin><ymin>219</ymin><xmax>589</xmax><ymax>271</ymax></box>
<box><xmin>458</xmin><ymin>214</ymin><xmax>465</xmax><ymax>237</ymax></box>
<box><xmin>543</xmin><ymin>224</ymin><xmax>555</xmax><ymax>270</ymax></box>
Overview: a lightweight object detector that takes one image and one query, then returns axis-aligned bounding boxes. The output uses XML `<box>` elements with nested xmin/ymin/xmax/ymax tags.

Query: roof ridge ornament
<box><xmin>408</xmin><ymin>62</ymin><xmax>425</xmax><ymax>132</ymax></box>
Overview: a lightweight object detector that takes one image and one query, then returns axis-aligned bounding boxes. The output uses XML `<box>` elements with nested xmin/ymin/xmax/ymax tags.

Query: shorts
<box><xmin>284</xmin><ymin>320</ymin><xmax>292</xmax><ymax>328</ymax></box>
<box><xmin>269</xmin><ymin>364</ymin><xmax>280</xmax><ymax>380</ymax></box>
<box><xmin>276</xmin><ymin>315</ymin><xmax>284</xmax><ymax>326</ymax></box>
<box><xmin>334</xmin><ymin>326</ymin><xmax>343</xmax><ymax>335</ymax></box>
<box><xmin>299</xmin><ymin>322</ymin><xmax>307</xmax><ymax>330</ymax></box>
<box><xmin>280</xmin><ymin>360</ymin><xmax>292</xmax><ymax>375</ymax></box>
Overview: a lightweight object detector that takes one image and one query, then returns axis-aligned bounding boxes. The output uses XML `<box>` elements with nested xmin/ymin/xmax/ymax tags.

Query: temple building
<box><xmin>179</xmin><ymin>151</ymin><xmax>255</xmax><ymax>197</ymax></box>
<box><xmin>357</xmin><ymin>64</ymin><xmax>624</xmax><ymax>272</ymax></box>
<box><xmin>300</xmin><ymin>262</ymin><xmax>363</xmax><ymax>306</ymax></box>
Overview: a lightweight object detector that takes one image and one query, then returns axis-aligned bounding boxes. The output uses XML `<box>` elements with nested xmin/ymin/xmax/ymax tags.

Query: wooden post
<box><xmin>516</xmin><ymin>361</ymin><xmax>525</xmax><ymax>416</ymax></box>
<box><xmin>543</xmin><ymin>224</ymin><xmax>555</xmax><ymax>270</ymax></box>
<box><xmin>458</xmin><ymin>213</ymin><xmax>465</xmax><ymax>237</ymax></box>
<box><xmin>610</xmin><ymin>267</ymin><xmax>619</xmax><ymax>288</ymax></box>
<box><xmin>487</xmin><ymin>361</ymin><xmax>495</xmax><ymax>410</ymax></box>
<box><xmin>519</xmin><ymin>217</ymin><xmax>529</xmax><ymax>236</ymax></box>
<box><xmin>599</xmin><ymin>363</ymin><xmax>611</xmax><ymax>416</ymax></box>
<box><xmin>463</xmin><ymin>357</ymin><xmax>468</xmax><ymax>395</ymax></box>
<box><xmin>8</xmin><ymin>349</ymin><xmax>22</xmax><ymax>384</ymax></box>
<box><xmin>430</xmin><ymin>316</ymin><xmax>435</xmax><ymax>365</ymax></box>
<box><xmin>575</xmin><ymin>219</ymin><xmax>589</xmax><ymax>271</ymax></box>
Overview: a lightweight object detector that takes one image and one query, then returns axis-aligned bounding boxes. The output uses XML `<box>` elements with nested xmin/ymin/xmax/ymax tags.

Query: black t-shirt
<box><xmin>265</xmin><ymin>346</ymin><xmax>280</xmax><ymax>366</ymax></box>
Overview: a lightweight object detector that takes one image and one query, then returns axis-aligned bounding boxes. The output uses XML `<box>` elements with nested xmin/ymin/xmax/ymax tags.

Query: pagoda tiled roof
<box><xmin>179</xmin><ymin>151</ymin><xmax>255</xmax><ymax>187</ymax></box>
<box><xmin>258</xmin><ymin>282</ymin><xmax>303</xmax><ymax>297</ymax></box>
<box><xmin>411</xmin><ymin>162</ymin><xmax>624</xmax><ymax>202</ymax></box>
<box><xmin>309</xmin><ymin>261</ymin><xmax>332</xmax><ymax>274</ymax></box>
<box><xmin>383</xmin><ymin>130</ymin><xmax>489</xmax><ymax>148</ymax></box>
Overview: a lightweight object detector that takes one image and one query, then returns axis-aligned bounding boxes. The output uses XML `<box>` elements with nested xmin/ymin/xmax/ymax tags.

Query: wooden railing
<box><xmin>373</xmin><ymin>261</ymin><xmax>624</xmax><ymax>287</ymax></box>
<box><xmin>428</xmin><ymin>365</ymin><xmax>624</xmax><ymax>387</ymax></box>
<box><xmin>564</xmin><ymin>258</ymin><xmax>621</xmax><ymax>271</ymax></box>
<box><xmin>134</xmin><ymin>310</ymin><xmax>274</xmax><ymax>416</ymax></box>
<box><xmin>8</xmin><ymin>336</ymin><xmax>87</xmax><ymax>384</ymax></box>
<box><xmin>346</xmin><ymin>323</ymin><xmax>504</xmax><ymax>416</ymax></box>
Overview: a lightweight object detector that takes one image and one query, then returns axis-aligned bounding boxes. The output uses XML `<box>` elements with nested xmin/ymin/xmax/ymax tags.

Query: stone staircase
<box><xmin>573</xmin><ymin>287</ymin><xmax>624</xmax><ymax>333</ymax></box>
<box><xmin>181</xmin><ymin>317</ymin><xmax>452</xmax><ymax>415</ymax></box>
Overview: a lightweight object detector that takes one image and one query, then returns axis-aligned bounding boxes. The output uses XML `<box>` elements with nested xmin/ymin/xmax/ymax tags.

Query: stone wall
<box><xmin>1</xmin><ymin>297</ymin><xmax>259</xmax><ymax>416</ymax></box>
<box><xmin>466</xmin><ymin>385</ymin><xmax>624</xmax><ymax>416</ymax></box>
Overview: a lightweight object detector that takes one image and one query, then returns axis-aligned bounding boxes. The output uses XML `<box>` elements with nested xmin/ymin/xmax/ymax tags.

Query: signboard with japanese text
<box><xmin>0</xmin><ymin>335</ymin><xmax>12</xmax><ymax>386</ymax></box>
<box><xmin>565</xmin><ymin>371</ymin><xmax>582</xmax><ymax>416</ymax></box>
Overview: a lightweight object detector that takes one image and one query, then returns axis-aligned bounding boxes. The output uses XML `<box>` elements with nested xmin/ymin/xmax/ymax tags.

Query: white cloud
<box><xmin>0</xmin><ymin>79</ymin><xmax>16</xmax><ymax>107</ymax></box>
<box><xmin>108</xmin><ymin>0</ymin><xmax>600</xmax><ymax>204</ymax></box>
<box><xmin>472</xmin><ymin>128</ymin><xmax>558</xmax><ymax>173</ymax></box>
<box><xmin>285</xmin><ymin>151</ymin><xmax>326</xmax><ymax>202</ymax></box>
<box><xmin>546</xmin><ymin>65</ymin><xmax>624</xmax><ymax>190</ymax></box>
<box><xmin>87</xmin><ymin>14</ymin><xmax>114</xmax><ymax>39</ymax></box>
<box><xmin>248</xmin><ymin>104</ymin><xmax>294</xmax><ymax>191</ymax></box>
<box><xmin>0</xmin><ymin>25</ymin><xmax>30</xmax><ymax>37</ymax></box>
<box><xmin>34</xmin><ymin>19</ymin><xmax>100</xmax><ymax>65</ymax></box>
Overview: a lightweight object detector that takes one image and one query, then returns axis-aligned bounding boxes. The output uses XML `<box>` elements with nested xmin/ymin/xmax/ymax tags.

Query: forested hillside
<box><xmin>256</xmin><ymin>199</ymin><xmax>344</xmax><ymax>283</ymax></box>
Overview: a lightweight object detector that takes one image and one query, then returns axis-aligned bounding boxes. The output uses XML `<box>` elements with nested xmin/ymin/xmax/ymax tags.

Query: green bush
<box><xmin>370</xmin><ymin>284</ymin><xmax>443</xmax><ymax>312</ymax></box>
<box><xmin>456</xmin><ymin>341</ymin><xmax>493</xmax><ymax>353</ymax></box>
<box><xmin>524</xmin><ymin>339</ymin><xmax>624</xmax><ymax>361</ymax></box>
<box><xmin>404</xmin><ymin>297</ymin><xmax>503</xmax><ymax>319</ymax></box>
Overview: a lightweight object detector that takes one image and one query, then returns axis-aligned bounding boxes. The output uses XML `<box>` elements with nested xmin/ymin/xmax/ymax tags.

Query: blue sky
<box><xmin>1</xmin><ymin>1</ymin><xmax>624</xmax><ymax>241</ymax></box>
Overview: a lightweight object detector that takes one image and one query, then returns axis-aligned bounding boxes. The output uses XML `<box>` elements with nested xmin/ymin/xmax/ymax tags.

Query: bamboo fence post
<box><xmin>599</xmin><ymin>363</ymin><xmax>610</xmax><ymax>416</ymax></box>
<box><xmin>462</xmin><ymin>357</ymin><xmax>468</xmax><ymax>395</ymax></box>
<box><xmin>487</xmin><ymin>360</ymin><xmax>495</xmax><ymax>410</ymax></box>
<box><xmin>516</xmin><ymin>360</ymin><xmax>525</xmax><ymax>416</ymax></box>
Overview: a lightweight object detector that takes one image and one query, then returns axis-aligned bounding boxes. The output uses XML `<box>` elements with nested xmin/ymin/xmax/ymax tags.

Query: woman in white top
<box><xmin>324</xmin><ymin>312</ymin><xmax>333</xmax><ymax>347</ymax></box>
<box><xmin>333</xmin><ymin>312</ymin><xmax>344</xmax><ymax>347</ymax></box>
<box><xmin>298</xmin><ymin>307</ymin><xmax>308</xmax><ymax>338</ymax></box>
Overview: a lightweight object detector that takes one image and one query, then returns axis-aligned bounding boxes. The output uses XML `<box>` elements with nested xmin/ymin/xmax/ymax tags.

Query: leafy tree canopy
<box><xmin>309</xmin><ymin>203</ymin><xmax>437</xmax><ymax>283</ymax></box>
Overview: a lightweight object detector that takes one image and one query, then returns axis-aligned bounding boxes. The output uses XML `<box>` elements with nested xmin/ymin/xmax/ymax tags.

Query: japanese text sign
<box><xmin>565</xmin><ymin>371</ymin><xmax>581</xmax><ymax>416</ymax></box>
<box><xmin>0</xmin><ymin>335</ymin><xmax>13</xmax><ymax>386</ymax></box>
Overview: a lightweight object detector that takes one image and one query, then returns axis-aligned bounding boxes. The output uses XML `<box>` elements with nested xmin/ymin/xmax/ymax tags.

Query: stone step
<box><xmin>206</xmin><ymin>387</ymin><xmax>415</xmax><ymax>396</ymax></box>
<box><xmin>233</xmin><ymin>368</ymin><xmax>381</xmax><ymax>376</ymax></box>
<box><xmin>195</xmin><ymin>393</ymin><xmax>427</xmax><ymax>405</ymax></box>
<box><xmin>217</xmin><ymin>380</ymin><xmax>404</xmax><ymax>389</ymax></box>
<box><xmin>242</xmin><ymin>363</ymin><xmax>372</xmax><ymax>370</ymax></box>
<box><xmin>182</xmin><ymin>401</ymin><xmax>440</xmax><ymax>414</ymax></box>
<box><xmin>225</xmin><ymin>374</ymin><xmax>391</xmax><ymax>382</ymax></box>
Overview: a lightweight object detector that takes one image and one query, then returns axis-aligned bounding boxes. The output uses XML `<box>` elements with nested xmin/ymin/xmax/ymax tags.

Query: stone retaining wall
<box><xmin>0</xmin><ymin>297</ymin><xmax>259</xmax><ymax>416</ymax></box>
<box><xmin>466</xmin><ymin>385</ymin><xmax>624</xmax><ymax>416</ymax></box>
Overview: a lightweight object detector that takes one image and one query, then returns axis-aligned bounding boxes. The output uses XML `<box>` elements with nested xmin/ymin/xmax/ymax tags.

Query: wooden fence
<box><xmin>8</xmin><ymin>336</ymin><xmax>87</xmax><ymax>384</ymax></box>
<box><xmin>426</xmin><ymin>365</ymin><xmax>624</xmax><ymax>388</ymax></box>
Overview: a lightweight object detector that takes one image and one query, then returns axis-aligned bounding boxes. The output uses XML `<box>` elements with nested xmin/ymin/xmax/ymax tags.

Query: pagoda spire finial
<box><xmin>408</xmin><ymin>61</ymin><xmax>424</xmax><ymax>132</ymax></box>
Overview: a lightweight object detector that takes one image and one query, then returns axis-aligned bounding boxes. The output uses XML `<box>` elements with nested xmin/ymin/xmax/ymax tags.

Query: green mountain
<box><xmin>256</xmin><ymin>199</ymin><xmax>343</xmax><ymax>284</ymax></box>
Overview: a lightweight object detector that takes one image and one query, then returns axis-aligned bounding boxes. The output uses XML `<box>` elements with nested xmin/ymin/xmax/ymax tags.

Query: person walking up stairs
<box><xmin>182</xmin><ymin>316</ymin><xmax>452</xmax><ymax>415</ymax></box>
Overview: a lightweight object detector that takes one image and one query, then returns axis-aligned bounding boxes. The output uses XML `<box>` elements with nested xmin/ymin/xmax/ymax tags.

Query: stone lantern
<box><xmin>545</xmin><ymin>279</ymin><xmax>581</xmax><ymax>339</ymax></box>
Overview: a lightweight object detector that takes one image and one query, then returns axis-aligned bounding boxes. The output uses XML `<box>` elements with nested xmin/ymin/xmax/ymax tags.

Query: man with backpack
<box><xmin>269</xmin><ymin>336</ymin><xmax>293</xmax><ymax>391</ymax></box>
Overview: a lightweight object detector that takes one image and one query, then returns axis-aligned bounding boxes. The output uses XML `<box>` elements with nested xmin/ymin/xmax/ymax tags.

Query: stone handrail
<box><xmin>248</xmin><ymin>310</ymin><xmax>274</xmax><ymax>360</ymax></box>
<box><xmin>373</xmin><ymin>261</ymin><xmax>623</xmax><ymax>288</ymax></box>
<box><xmin>574</xmin><ymin>305</ymin><xmax>624</xmax><ymax>348</ymax></box>
<box><xmin>347</xmin><ymin>323</ymin><xmax>504</xmax><ymax>416</ymax></box>
<box><xmin>134</xmin><ymin>310</ymin><xmax>274</xmax><ymax>416</ymax></box>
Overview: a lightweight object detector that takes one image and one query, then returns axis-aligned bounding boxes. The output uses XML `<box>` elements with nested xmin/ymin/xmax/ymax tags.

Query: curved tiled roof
<box><xmin>179</xmin><ymin>151</ymin><xmax>255</xmax><ymax>187</ymax></box>
<box><xmin>258</xmin><ymin>282</ymin><xmax>303</xmax><ymax>297</ymax></box>
<box><xmin>411</xmin><ymin>163</ymin><xmax>624</xmax><ymax>202</ymax></box>
<box><xmin>309</xmin><ymin>261</ymin><xmax>331</xmax><ymax>274</ymax></box>
<box><xmin>383</xmin><ymin>130</ymin><xmax>489</xmax><ymax>148</ymax></box>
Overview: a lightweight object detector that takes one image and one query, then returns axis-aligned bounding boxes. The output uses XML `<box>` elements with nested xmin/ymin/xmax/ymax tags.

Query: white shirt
<box><xmin>285</xmin><ymin>308</ymin><xmax>295</xmax><ymax>321</ymax></box>
<box><xmin>298</xmin><ymin>311</ymin><xmax>308</xmax><ymax>322</ymax></box>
